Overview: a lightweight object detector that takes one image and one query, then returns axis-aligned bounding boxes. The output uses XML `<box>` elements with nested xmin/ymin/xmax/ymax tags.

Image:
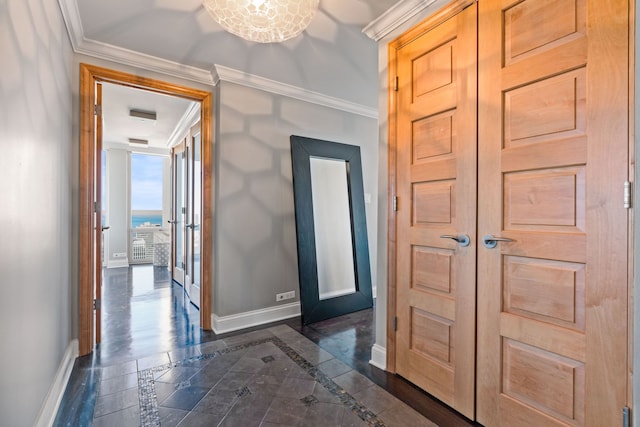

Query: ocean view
<box><xmin>132</xmin><ymin>214</ymin><xmax>162</xmax><ymax>228</ymax></box>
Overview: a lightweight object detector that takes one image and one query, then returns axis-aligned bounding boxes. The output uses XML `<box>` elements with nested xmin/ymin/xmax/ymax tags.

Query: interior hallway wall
<box><xmin>215</xmin><ymin>81</ymin><xmax>379</xmax><ymax>319</ymax></box>
<box><xmin>105</xmin><ymin>148</ymin><xmax>130</xmax><ymax>267</ymax></box>
<box><xmin>0</xmin><ymin>0</ymin><xmax>75</xmax><ymax>425</ymax></box>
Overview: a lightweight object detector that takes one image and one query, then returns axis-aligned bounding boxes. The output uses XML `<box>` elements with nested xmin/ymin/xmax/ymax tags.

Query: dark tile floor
<box><xmin>54</xmin><ymin>265</ymin><xmax>477</xmax><ymax>427</ymax></box>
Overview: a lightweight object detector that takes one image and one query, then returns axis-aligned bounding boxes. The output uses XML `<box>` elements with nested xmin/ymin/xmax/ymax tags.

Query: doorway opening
<box><xmin>79</xmin><ymin>64</ymin><xmax>213</xmax><ymax>356</ymax></box>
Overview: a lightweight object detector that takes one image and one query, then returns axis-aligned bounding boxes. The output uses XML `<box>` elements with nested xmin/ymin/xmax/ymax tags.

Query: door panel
<box><xmin>172</xmin><ymin>141</ymin><xmax>186</xmax><ymax>286</ymax></box>
<box><xmin>395</xmin><ymin>4</ymin><xmax>477</xmax><ymax>418</ymax></box>
<box><xmin>185</xmin><ymin>123</ymin><xmax>201</xmax><ymax>308</ymax></box>
<box><xmin>185</xmin><ymin>133</ymin><xmax>193</xmax><ymax>298</ymax></box>
<box><xmin>172</xmin><ymin>123</ymin><xmax>202</xmax><ymax>308</ymax></box>
<box><xmin>191</xmin><ymin>127</ymin><xmax>201</xmax><ymax>308</ymax></box>
<box><xmin>477</xmin><ymin>0</ymin><xmax>629</xmax><ymax>425</ymax></box>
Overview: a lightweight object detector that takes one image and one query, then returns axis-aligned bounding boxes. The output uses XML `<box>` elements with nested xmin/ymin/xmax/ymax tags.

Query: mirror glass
<box><xmin>290</xmin><ymin>135</ymin><xmax>373</xmax><ymax>325</ymax></box>
<box><xmin>309</xmin><ymin>157</ymin><xmax>356</xmax><ymax>300</ymax></box>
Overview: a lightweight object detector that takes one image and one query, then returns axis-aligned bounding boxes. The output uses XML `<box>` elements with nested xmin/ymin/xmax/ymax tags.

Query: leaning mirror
<box><xmin>290</xmin><ymin>135</ymin><xmax>373</xmax><ymax>325</ymax></box>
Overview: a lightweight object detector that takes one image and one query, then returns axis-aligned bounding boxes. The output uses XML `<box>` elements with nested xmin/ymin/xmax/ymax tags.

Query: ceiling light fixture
<box><xmin>202</xmin><ymin>0</ymin><xmax>319</xmax><ymax>43</ymax></box>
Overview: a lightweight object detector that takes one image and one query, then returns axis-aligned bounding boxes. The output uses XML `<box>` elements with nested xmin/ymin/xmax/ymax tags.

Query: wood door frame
<box><xmin>79</xmin><ymin>63</ymin><xmax>213</xmax><ymax>355</ymax></box>
<box><xmin>628</xmin><ymin>0</ymin><xmax>636</xmax><ymax>408</ymax></box>
<box><xmin>386</xmin><ymin>0</ymin><xmax>476</xmax><ymax>374</ymax></box>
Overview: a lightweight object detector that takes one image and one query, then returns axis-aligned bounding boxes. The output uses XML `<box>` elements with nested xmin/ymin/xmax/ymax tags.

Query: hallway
<box><xmin>54</xmin><ymin>265</ymin><xmax>475</xmax><ymax>426</ymax></box>
<box><xmin>97</xmin><ymin>265</ymin><xmax>204</xmax><ymax>366</ymax></box>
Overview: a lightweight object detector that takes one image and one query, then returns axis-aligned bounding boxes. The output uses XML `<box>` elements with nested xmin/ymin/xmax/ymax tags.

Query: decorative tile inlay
<box><xmin>136</xmin><ymin>332</ymin><xmax>388</xmax><ymax>427</ymax></box>
<box><xmin>138</xmin><ymin>369</ymin><xmax>160</xmax><ymax>427</ymax></box>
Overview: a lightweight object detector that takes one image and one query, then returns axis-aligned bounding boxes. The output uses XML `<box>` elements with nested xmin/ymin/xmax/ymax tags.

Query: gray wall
<box><xmin>0</xmin><ymin>0</ymin><xmax>75</xmax><ymax>425</ymax></box>
<box><xmin>105</xmin><ymin>149</ymin><xmax>130</xmax><ymax>265</ymax></box>
<box><xmin>215</xmin><ymin>81</ymin><xmax>378</xmax><ymax>317</ymax></box>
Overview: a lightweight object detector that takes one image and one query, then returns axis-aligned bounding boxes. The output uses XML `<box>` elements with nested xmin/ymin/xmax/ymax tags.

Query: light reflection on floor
<box><xmin>97</xmin><ymin>265</ymin><xmax>201</xmax><ymax>366</ymax></box>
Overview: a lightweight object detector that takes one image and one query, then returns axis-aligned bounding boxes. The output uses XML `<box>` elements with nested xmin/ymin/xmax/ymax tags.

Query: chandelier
<box><xmin>202</xmin><ymin>0</ymin><xmax>320</xmax><ymax>44</ymax></box>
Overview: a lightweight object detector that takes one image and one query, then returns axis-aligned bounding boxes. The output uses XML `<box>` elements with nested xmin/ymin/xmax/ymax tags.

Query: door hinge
<box><xmin>623</xmin><ymin>406</ymin><xmax>630</xmax><ymax>427</ymax></box>
<box><xmin>393</xmin><ymin>196</ymin><xmax>398</xmax><ymax>212</ymax></box>
<box><xmin>94</xmin><ymin>201</ymin><xmax>100</xmax><ymax>213</ymax></box>
<box><xmin>393</xmin><ymin>316</ymin><xmax>398</xmax><ymax>331</ymax></box>
<box><xmin>394</xmin><ymin>76</ymin><xmax>399</xmax><ymax>92</ymax></box>
<box><xmin>624</xmin><ymin>181</ymin><xmax>632</xmax><ymax>208</ymax></box>
<box><xmin>93</xmin><ymin>299</ymin><xmax>101</xmax><ymax>310</ymax></box>
<box><xmin>94</xmin><ymin>104</ymin><xmax>102</xmax><ymax>116</ymax></box>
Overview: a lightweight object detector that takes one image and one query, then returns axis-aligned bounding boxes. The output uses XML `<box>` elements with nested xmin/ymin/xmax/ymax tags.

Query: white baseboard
<box><xmin>212</xmin><ymin>302</ymin><xmax>301</xmax><ymax>334</ymax></box>
<box><xmin>35</xmin><ymin>339</ymin><xmax>79</xmax><ymax>427</ymax></box>
<box><xmin>107</xmin><ymin>259</ymin><xmax>129</xmax><ymax>268</ymax></box>
<box><xmin>369</xmin><ymin>343</ymin><xmax>387</xmax><ymax>371</ymax></box>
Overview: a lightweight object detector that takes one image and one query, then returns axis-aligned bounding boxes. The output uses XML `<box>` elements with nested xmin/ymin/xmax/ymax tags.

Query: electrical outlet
<box><xmin>276</xmin><ymin>291</ymin><xmax>295</xmax><ymax>302</ymax></box>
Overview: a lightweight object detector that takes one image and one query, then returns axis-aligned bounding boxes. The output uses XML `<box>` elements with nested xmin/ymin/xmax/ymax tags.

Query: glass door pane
<box><xmin>172</xmin><ymin>143</ymin><xmax>186</xmax><ymax>286</ymax></box>
<box><xmin>193</xmin><ymin>131</ymin><xmax>201</xmax><ymax>292</ymax></box>
<box><xmin>185</xmin><ymin>141</ymin><xmax>193</xmax><ymax>298</ymax></box>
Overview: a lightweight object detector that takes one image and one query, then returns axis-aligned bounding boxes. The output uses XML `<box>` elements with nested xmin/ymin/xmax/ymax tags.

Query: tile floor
<box><xmin>54</xmin><ymin>265</ymin><xmax>476</xmax><ymax>426</ymax></box>
<box><xmin>91</xmin><ymin>325</ymin><xmax>438</xmax><ymax>427</ymax></box>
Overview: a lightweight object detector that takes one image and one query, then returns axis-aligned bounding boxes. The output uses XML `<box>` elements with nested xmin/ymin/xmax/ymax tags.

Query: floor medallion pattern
<box><xmin>135</xmin><ymin>327</ymin><xmax>389</xmax><ymax>426</ymax></box>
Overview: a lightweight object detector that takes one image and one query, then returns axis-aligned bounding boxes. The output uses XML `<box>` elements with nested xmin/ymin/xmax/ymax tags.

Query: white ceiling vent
<box><xmin>128</xmin><ymin>138</ymin><xmax>149</xmax><ymax>145</ymax></box>
<box><xmin>129</xmin><ymin>109</ymin><xmax>157</xmax><ymax>122</ymax></box>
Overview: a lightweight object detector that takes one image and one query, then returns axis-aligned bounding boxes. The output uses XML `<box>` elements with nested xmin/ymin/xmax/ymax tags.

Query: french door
<box><xmin>172</xmin><ymin>139</ymin><xmax>186</xmax><ymax>287</ymax></box>
<box><xmin>391</xmin><ymin>0</ymin><xmax>630</xmax><ymax>424</ymax></box>
<box><xmin>171</xmin><ymin>122</ymin><xmax>202</xmax><ymax>308</ymax></box>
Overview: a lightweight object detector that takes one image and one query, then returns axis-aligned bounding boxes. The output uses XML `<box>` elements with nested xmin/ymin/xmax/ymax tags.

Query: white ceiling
<box><xmin>74</xmin><ymin>0</ymin><xmax>398</xmax><ymax>107</ymax></box>
<box><xmin>102</xmin><ymin>82</ymin><xmax>195</xmax><ymax>150</ymax></box>
<box><xmin>73</xmin><ymin>0</ymin><xmax>400</xmax><ymax>151</ymax></box>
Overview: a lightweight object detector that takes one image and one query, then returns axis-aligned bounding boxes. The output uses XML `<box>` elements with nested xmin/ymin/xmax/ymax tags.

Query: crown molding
<box><xmin>167</xmin><ymin>101</ymin><xmax>201</xmax><ymax>148</ymax></box>
<box><xmin>58</xmin><ymin>0</ymin><xmax>378</xmax><ymax>118</ymax></box>
<box><xmin>57</xmin><ymin>0</ymin><xmax>84</xmax><ymax>49</ymax></box>
<box><xmin>57</xmin><ymin>0</ymin><xmax>217</xmax><ymax>86</ymax></box>
<box><xmin>214</xmin><ymin>64</ymin><xmax>378</xmax><ymax>119</ymax></box>
<box><xmin>76</xmin><ymin>38</ymin><xmax>217</xmax><ymax>86</ymax></box>
<box><xmin>363</xmin><ymin>0</ymin><xmax>442</xmax><ymax>41</ymax></box>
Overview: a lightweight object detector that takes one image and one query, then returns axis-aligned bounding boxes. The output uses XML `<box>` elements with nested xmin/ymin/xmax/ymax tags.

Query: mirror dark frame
<box><xmin>290</xmin><ymin>135</ymin><xmax>373</xmax><ymax>325</ymax></box>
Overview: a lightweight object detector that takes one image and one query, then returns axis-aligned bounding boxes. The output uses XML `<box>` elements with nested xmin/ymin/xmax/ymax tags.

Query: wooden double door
<box><xmin>390</xmin><ymin>0</ymin><xmax>630</xmax><ymax>425</ymax></box>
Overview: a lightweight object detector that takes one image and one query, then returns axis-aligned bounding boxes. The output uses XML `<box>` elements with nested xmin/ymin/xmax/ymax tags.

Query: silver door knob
<box><xmin>440</xmin><ymin>234</ymin><xmax>471</xmax><ymax>247</ymax></box>
<box><xmin>482</xmin><ymin>234</ymin><xmax>514</xmax><ymax>249</ymax></box>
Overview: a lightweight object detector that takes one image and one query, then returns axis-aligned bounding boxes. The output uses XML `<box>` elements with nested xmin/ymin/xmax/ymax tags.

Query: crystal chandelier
<box><xmin>202</xmin><ymin>0</ymin><xmax>320</xmax><ymax>44</ymax></box>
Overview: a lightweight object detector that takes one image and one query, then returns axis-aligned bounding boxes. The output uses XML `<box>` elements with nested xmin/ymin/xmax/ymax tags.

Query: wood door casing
<box><xmin>476</xmin><ymin>0</ymin><xmax>629</xmax><ymax>425</ymax></box>
<box><xmin>94</xmin><ymin>82</ymin><xmax>103</xmax><ymax>343</ymax></box>
<box><xmin>79</xmin><ymin>64</ymin><xmax>213</xmax><ymax>355</ymax></box>
<box><xmin>392</xmin><ymin>2</ymin><xmax>477</xmax><ymax>418</ymax></box>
